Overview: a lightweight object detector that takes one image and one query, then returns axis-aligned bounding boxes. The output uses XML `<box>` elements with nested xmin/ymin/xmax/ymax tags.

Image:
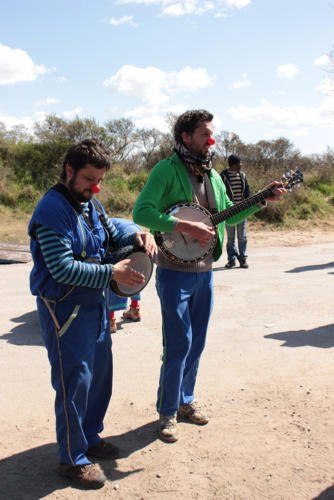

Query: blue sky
<box><xmin>0</xmin><ymin>0</ymin><xmax>333</xmax><ymax>155</ymax></box>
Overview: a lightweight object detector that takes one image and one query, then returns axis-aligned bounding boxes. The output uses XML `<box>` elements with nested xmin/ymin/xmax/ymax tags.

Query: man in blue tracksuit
<box><xmin>29</xmin><ymin>139</ymin><xmax>156</xmax><ymax>489</ymax></box>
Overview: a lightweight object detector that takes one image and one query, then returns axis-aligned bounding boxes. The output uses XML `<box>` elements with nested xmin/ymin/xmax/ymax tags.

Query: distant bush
<box><xmin>0</xmin><ymin>181</ymin><xmax>40</xmax><ymax>211</ymax></box>
<box><xmin>6</xmin><ymin>141</ymin><xmax>68</xmax><ymax>189</ymax></box>
<box><xmin>128</xmin><ymin>171</ymin><xmax>149</xmax><ymax>191</ymax></box>
<box><xmin>103</xmin><ymin>190</ymin><xmax>139</xmax><ymax>215</ymax></box>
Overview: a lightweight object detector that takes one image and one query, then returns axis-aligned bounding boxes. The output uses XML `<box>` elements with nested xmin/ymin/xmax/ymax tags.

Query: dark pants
<box><xmin>226</xmin><ymin>220</ymin><xmax>247</xmax><ymax>261</ymax></box>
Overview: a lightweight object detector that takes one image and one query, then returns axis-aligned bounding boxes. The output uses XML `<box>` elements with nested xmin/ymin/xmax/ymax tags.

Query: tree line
<box><xmin>0</xmin><ymin>114</ymin><xmax>333</xmax><ymax>186</ymax></box>
<box><xmin>0</xmin><ymin>114</ymin><xmax>333</xmax><ymax>225</ymax></box>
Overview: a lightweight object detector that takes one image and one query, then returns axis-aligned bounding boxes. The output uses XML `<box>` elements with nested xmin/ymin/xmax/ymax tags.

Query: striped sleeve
<box><xmin>35</xmin><ymin>225</ymin><xmax>114</xmax><ymax>289</ymax></box>
<box><xmin>105</xmin><ymin>217</ymin><xmax>136</xmax><ymax>247</ymax></box>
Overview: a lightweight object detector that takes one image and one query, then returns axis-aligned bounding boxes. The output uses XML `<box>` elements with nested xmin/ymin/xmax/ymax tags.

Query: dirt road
<box><xmin>1</xmin><ymin>232</ymin><xmax>334</xmax><ymax>499</ymax></box>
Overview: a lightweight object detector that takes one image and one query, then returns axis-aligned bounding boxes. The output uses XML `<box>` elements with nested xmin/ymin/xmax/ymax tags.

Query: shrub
<box><xmin>103</xmin><ymin>190</ymin><xmax>138</xmax><ymax>215</ymax></box>
<box><xmin>128</xmin><ymin>171</ymin><xmax>149</xmax><ymax>191</ymax></box>
<box><xmin>0</xmin><ymin>181</ymin><xmax>41</xmax><ymax>211</ymax></box>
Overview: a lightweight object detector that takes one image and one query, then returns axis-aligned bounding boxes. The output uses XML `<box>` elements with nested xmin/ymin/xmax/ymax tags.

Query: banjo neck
<box><xmin>211</xmin><ymin>186</ymin><xmax>274</xmax><ymax>226</ymax></box>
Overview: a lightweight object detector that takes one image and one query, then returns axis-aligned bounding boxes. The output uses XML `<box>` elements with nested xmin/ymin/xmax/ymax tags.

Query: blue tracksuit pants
<box><xmin>37</xmin><ymin>295</ymin><xmax>113</xmax><ymax>465</ymax></box>
<box><xmin>155</xmin><ymin>268</ymin><xmax>214</xmax><ymax>416</ymax></box>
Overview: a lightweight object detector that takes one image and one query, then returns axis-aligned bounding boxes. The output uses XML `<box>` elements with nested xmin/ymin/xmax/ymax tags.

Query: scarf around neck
<box><xmin>174</xmin><ymin>142</ymin><xmax>214</xmax><ymax>177</ymax></box>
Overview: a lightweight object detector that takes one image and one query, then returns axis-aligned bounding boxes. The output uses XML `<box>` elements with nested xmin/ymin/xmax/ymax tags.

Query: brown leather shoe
<box><xmin>58</xmin><ymin>463</ymin><xmax>106</xmax><ymax>489</ymax></box>
<box><xmin>123</xmin><ymin>306</ymin><xmax>141</xmax><ymax>321</ymax></box>
<box><xmin>87</xmin><ymin>439</ymin><xmax>120</xmax><ymax>459</ymax></box>
<box><xmin>177</xmin><ymin>401</ymin><xmax>209</xmax><ymax>425</ymax></box>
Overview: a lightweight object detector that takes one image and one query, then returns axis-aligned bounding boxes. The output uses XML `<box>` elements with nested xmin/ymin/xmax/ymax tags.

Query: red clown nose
<box><xmin>91</xmin><ymin>185</ymin><xmax>101</xmax><ymax>194</ymax></box>
<box><xmin>207</xmin><ymin>137</ymin><xmax>215</xmax><ymax>145</ymax></box>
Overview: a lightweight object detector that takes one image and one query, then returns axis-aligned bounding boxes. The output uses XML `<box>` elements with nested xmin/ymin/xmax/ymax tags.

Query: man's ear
<box><xmin>181</xmin><ymin>131</ymin><xmax>190</xmax><ymax>147</ymax></box>
<box><xmin>65</xmin><ymin>164</ymin><xmax>73</xmax><ymax>180</ymax></box>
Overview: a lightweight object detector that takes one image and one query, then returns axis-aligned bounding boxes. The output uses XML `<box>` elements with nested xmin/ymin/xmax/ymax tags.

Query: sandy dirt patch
<box><xmin>1</xmin><ymin>230</ymin><xmax>334</xmax><ymax>499</ymax></box>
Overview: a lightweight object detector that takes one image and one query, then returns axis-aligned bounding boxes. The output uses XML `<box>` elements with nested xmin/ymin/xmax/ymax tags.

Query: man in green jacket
<box><xmin>133</xmin><ymin>109</ymin><xmax>284</xmax><ymax>443</ymax></box>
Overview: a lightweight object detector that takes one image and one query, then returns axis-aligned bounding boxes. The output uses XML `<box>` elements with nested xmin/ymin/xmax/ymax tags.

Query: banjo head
<box><xmin>156</xmin><ymin>202</ymin><xmax>217</xmax><ymax>264</ymax></box>
<box><xmin>109</xmin><ymin>246</ymin><xmax>154</xmax><ymax>298</ymax></box>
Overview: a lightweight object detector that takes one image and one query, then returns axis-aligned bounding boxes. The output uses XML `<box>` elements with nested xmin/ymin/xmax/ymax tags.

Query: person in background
<box><xmin>220</xmin><ymin>154</ymin><xmax>252</xmax><ymax>269</ymax></box>
<box><xmin>106</xmin><ymin>218</ymin><xmax>143</xmax><ymax>333</ymax></box>
<box><xmin>107</xmin><ymin>292</ymin><xmax>141</xmax><ymax>333</ymax></box>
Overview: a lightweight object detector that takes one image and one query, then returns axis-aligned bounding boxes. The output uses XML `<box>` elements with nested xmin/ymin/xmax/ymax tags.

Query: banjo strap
<box><xmin>91</xmin><ymin>197</ymin><xmax>118</xmax><ymax>253</ymax></box>
<box><xmin>187</xmin><ymin>169</ymin><xmax>218</xmax><ymax>216</ymax></box>
<box><xmin>203</xmin><ymin>174</ymin><xmax>218</xmax><ymax>216</ymax></box>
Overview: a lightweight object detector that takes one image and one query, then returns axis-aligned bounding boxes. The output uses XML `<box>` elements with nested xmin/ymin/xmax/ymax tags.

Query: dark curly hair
<box><xmin>60</xmin><ymin>139</ymin><xmax>111</xmax><ymax>181</ymax></box>
<box><xmin>173</xmin><ymin>109</ymin><xmax>214</xmax><ymax>144</ymax></box>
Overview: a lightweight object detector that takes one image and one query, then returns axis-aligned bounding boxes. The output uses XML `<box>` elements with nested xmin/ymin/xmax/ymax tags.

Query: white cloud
<box><xmin>291</xmin><ymin>128</ymin><xmax>308</xmax><ymax>137</ymax></box>
<box><xmin>276</xmin><ymin>64</ymin><xmax>299</xmax><ymax>80</ymax></box>
<box><xmin>104</xmin><ymin>64</ymin><xmax>215</xmax><ymax>129</ymax></box>
<box><xmin>229</xmin><ymin>98</ymin><xmax>334</xmax><ymax>132</ymax></box>
<box><xmin>0</xmin><ymin>43</ymin><xmax>49</xmax><ymax>85</ymax></box>
<box><xmin>125</xmin><ymin>103</ymin><xmax>185</xmax><ymax>130</ymax></box>
<box><xmin>105</xmin><ymin>66</ymin><xmax>168</xmax><ymax>106</ymax></box>
<box><xmin>316</xmin><ymin>78</ymin><xmax>334</xmax><ymax>96</ymax></box>
<box><xmin>224</xmin><ymin>0</ymin><xmax>250</xmax><ymax>6</ymax></box>
<box><xmin>104</xmin><ymin>65</ymin><xmax>215</xmax><ymax>106</ymax></box>
<box><xmin>62</xmin><ymin>107</ymin><xmax>83</xmax><ymax>119</ymax></box>
<box><xmin>116</xmin><ymin>0</ymin><xmax>250</xmax><ymax>16</ymax></box>
<box><xmin>0</xmin><ymin>111</ymin><xmax>46</xmax><ymax>131</ymax></box>
<box><xmin>162</xmin><ymin>3</ymin><xmax>187</xmax><ymax>15</ymax></box>
<box><xmin>35</xmin><ymin>97</ymin><xmax>60</xmax><ymax>106</ymax></box>
<box><xmin>230</xmin><ymin>73</ymin><xmax>250</xmax><ymax>89</ymax></box>
<box><xmin>162</xmin><ymin>0</ymin><xmax>214</xmax><ymax>16</ymax></box>
<box><xmin>313</xmin><ymin>54</ymin><xmax>331</xmax><ymax>67</ymax></box>
<box><xmin>109</xmin><ymin>15</ymin><xmax>138</xmax><ymax>26</ymax></box>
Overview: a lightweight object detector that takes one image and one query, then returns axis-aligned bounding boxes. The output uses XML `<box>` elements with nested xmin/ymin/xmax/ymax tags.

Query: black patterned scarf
<box><xmin>174</xmin><ymin>142</ymin><xmax>214</xmax><ymax>177</ymax></box>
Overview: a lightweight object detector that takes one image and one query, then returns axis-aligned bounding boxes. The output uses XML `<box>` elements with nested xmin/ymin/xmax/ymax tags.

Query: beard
<box><xmin>187</xmin><ymin>142</ymin><xmax>210</xmax><ymax>159</ymax></box>
<box><xmin>198</xmin><ymin>150</ymin><xmax>209</xmax><ymax>159</ymax></box>
<box><xmin>68</xmin><ymin>176</ymin><xmax>93</xmax><ymax>203</ymax></box>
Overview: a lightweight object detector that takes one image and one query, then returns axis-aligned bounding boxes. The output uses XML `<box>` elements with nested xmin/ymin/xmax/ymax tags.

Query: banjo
<box><xmin>107</xmin><ymin>244</ymin><xmax>154</xmax><ymax>298</ymax></box>
<box><xmin>90</xmin><ymin>201</ymin><xmax>154</xmax><ymax>298</ymax></box>
<box><xmin>155</xmin><ymin>170</ymin><xmax>303</xmax><ymax>265</ymax></box>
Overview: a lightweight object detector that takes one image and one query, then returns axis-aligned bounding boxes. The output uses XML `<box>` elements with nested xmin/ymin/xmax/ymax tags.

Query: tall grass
<box><xmin>0</xmin><ymin>161</ymin><xmax>333</xmax><ymax>232</ymax></box>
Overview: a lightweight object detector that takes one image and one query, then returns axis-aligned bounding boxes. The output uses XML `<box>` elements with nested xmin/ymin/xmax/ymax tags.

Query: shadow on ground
<box><xmin>286</xmin><ymin>261</ymin><xmax>334</xmax><ymax>273</ymax></box>
<box><xmin>0</xmin><ymin>420</ymin><xmax>157</xmax><ymax>499</ymax></box>
<box><xmin>312</xmin><ymin>484</ymin><xmax>334</xmax><ymax>499</ymax></box>
<box><xmin>264</xmin><ymin>324</ymin><xmax>334</xmax><ymax>348</ymax></box>
<box><xmin>0</xmin><ymin>310</ymin><xmax>42</xmax><ymax>346</ymax></box>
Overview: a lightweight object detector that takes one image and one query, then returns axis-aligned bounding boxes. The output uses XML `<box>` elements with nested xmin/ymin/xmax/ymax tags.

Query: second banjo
<box><xmin>155</xmin><ymin>170</ymin><xmax>303</xmax><ymax>265</ymax></box>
